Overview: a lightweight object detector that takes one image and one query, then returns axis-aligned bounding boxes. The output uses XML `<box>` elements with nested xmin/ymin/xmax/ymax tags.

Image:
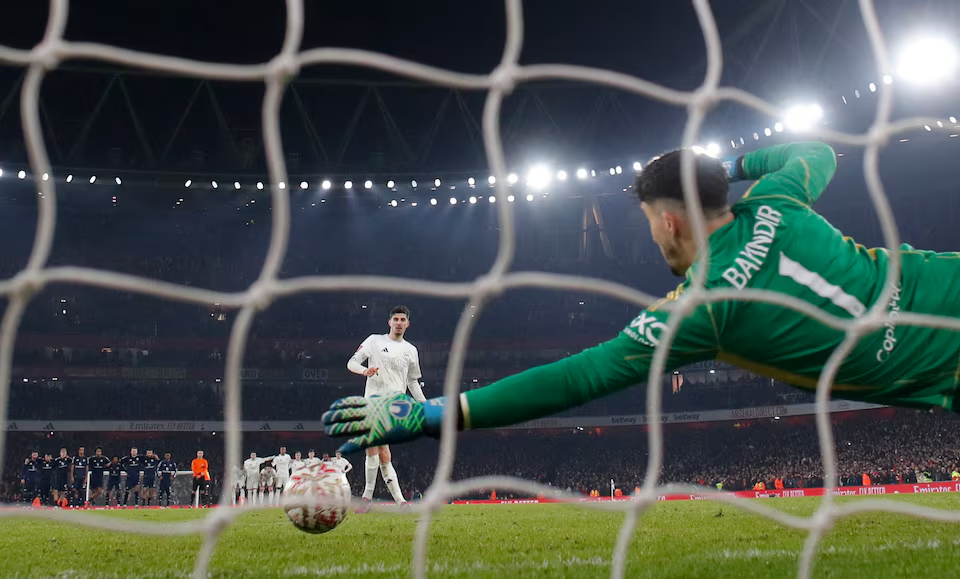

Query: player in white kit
<box><xmin>242</xmin><ymin>452</ymin><xmax>268</xmax><ymax>506</ymax></box>
<box><xmin>290</xmin><ymin>451</ymin><xmax>304</xmax><ymax>475</ymax></box>
<box><xmin>271</xmin><ymin>447</ymin><xmax>292</xmax><ymax>501</ymax></box>
<box><xmin>260</xmin><ymin>464</ymin><xmax>278</xmax><ymax>506</ymax></box>
<box><xmin>231</xmin><ymin>465</ymin><xmax>245</xmax><ymax>505</ymax></box>
<box><xmin>302</xmin><ymin>449</ymin><xmax>321</xmax><ymax>468</ymax></box>
<box><xmin>330</xmin><ymin>450</ymin><xmax>353</xmax><ymax>494</ymax></box>
<box><xmin>347</xmin><ymin>306</ymin><xmax>425</xmax><ymax>508</ymax></box>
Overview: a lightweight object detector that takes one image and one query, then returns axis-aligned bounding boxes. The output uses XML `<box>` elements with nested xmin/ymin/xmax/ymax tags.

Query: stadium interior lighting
<box><xmin>615</xmin><ymin>165</ymin><xmax>623</xmax><ymax>174</ymax></box>
<box><xmin>211</xmin><ymin>180</ymin><xmax>218</xmax><ymax>189</ymax></box>
<box><xmin>469</xmin><ymin>196</ymin><xmax>477</xmax><ymax>204</ymax></box>
<box><xmin>608</xmin><ymin>167</ymin><xmax>616</xmax><ymax>175</ymax></box>
<box><xmin>764</xmin><ymin>128</ymin><xmax>772</xmax><ymax>137</ymax></box>
<box><xmin>556</xmin><ymin>170</ymin><xmax>567</xmax><ymax>181</ymax></box>
<box><xmin>434</xmin><ymin>178</ymin><xmax>442</xmax><ymax>188</ymax></box>
<box><xmin>467</xmin><ymin>177</ymin><xmax>476</xmax><ymax>186</ymax></box>
<box><xmin>42</xmin><ymin>173</ymin><xmax>48</xmax><ymax>181</ymax></box>
<box><xmin>115</xmin><ymin>177</ymin><xmax>122</xmax><ymax>185</ymax></box>
<box><xmin>632</xmin><ymin>161</ymin><xmax>642</xmax><ymax>171</ymax></box>
<box><xmin>390</xmin><ymin>200</ymin><xmax>398</xmax><ymax>207</ymax></box>
<box><xmin>576</xmin><ymin>168</ymin><xmax>588</xmax><ymax>179</ymax></box>
<box><xmin>449</xmin><ymin>197</ymin><xmax>457</xmax><ymax>205</ymax></box>
<box><xmin>278</xmin><ymin>181</ymin><xmax>286</xmax><ymax>190</ymax></box>
<box><xmin>234</xmin><ymin>182</ymin><xmax>240</xmax><ymax>190</ymax></box>
<box><xmin>489</xmin><ymin>195</ymin><xmax>496</xmax><ymax>203</ymax></box>
<box><xmin>17</xmin><ymin>170</ymin><xmax>25</xmax><ymax>179</ymax></box>
<box><xmin>951</xmin><ymin>116</ymin><xmax>958</xmax><ymax>124</ymax></box>
<box><xmin>591</xmin><ymin>170</ymin><xmax>597</xmax><ymax>177</ymax></box>
<box><xmin>896</xmin><ymin>36</ymin><xmax>959</xmax><ymax>85</ymax></box>
<box><xmin>488</xmin><ymin>175</ymin><xmax>496</xmax><ymax>185</ymax></box>
<box><xmin>507</xmin><ymin>195</ymin><xmax>515</xmax><ymax>202</ymax></box>
<box><xmin>387</xmin><ymin>180</ymin><xmax>396</xmax><ymax>189</ymax></box>
<box><xmin>525</xmin><ymin>194</ymin><xmax>534</xmax><ymax>201</ymax></box>
<box><xmin>256</xmin><ymin>182</ymin><xmax>264</xmax><ymax>190</ymax></box>
<box><xmin>429</xmin><ymin>198</ymin><xmax>437</xmax><ymax>205</ymax></box>
<box><xmin>526</xmin><ymin>164</ymin><xmax>552</xmax><ymax>190</ymax></box>
<box><xmin>65</xmin><ymin>175</ymin><xmax>72</xmax><ymax>183</ymax></box>
<box><xmin>321</xmin><ymin>180</ymin><xmax>331</xmax><ymax>190</ymax></box>
<box><xmin>89</xmin><ymin>175</ymin><xmax>96</xmax><ymax>184</ymax></box>
<box><xmin>184</xmin><ymin>179</ymin><xmax>192</xmax><ymax>188</ymax></box>
<box><xmin>411</xmin><ymin>180</ymin><xmax>418</xmax><ymax>188</ymax></box>
<box><xmin>705</xmin><ymin>143</ymin><xmax>721</xmax><ymax>157</ymax></box>
<box><xmin>883</xmin><ymin>74</ymin><xmax>893</xmax><ymax>85</ymax></box>
<box><xmin>299</xmin><ymin>181</ymin><xmax>308</xmax><ymax>190</ymax></box>
<box><xmin>0</xmin><ymin>168</ymin><xmax>3</xmax><ymax>178</ymax></box>
<box><xmin>869</xmin><ymin>82</ymin><xmax>877</xmax><ymax>93</ymax></box>
<box><xmin>344</xmin><ymin>180</ymin><xmax>353</xmax><ymax>189</ymax></box>
<box><xmin>364</xmin><ymin>180</ymin><xmax>373</xmax><ymax>189</ymax></box>
<box><xmin>410</xmin><ymin>202</ymin><xmax>418</xmax><ymax>207</ymax></box>
<box><xmin>507</xmin><ymin>173</ymin><xmax>519</xmax><ymax>185</ymax></box>
<box><xmin>774</xmin><ymin>122</ymin><xmax>784</xmax><ymax>133</ymax></box>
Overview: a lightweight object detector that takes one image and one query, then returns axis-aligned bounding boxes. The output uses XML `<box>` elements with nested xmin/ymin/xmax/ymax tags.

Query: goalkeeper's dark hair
<box><xmin>634</xmin><ymin>150</ymin><xmax>731</xmax><ymax>218</ymax></box>
<box><xmin>390</xmin><ymin>305</ymin><xmax>410</xmax><ymax>319</ymax></box>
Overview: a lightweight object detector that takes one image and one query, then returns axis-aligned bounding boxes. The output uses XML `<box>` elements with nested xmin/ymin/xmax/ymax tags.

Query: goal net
<box><xmin>0</xmin><ymin>0</ymin><xmax>957</xmax><ymax>578</ymax></box>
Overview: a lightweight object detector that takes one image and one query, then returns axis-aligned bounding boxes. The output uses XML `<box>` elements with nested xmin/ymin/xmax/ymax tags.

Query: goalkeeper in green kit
<box><xmin>323</xmin><ymin>142</ymin><xmax>960</xmax><ymax>450</ymax></box>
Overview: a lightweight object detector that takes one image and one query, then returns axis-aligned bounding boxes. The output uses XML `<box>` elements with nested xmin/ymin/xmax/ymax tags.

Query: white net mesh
<box><xmin>0</xmin><ymin>0</ymin><xmax>958</xmax><ymax>578</ymax></box>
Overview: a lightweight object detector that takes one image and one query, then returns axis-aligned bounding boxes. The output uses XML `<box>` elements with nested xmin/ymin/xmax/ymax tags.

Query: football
<box><xmin>282</xmin><ymin>462</ymin><xmax>350</xmax><ymax>534</ymax></box>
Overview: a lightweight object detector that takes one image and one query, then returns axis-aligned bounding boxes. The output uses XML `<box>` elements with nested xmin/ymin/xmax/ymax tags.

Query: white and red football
<box><xmin>282</xmin><ymin>462</ymin><xmax>350</xmax><ymax>534</ymax></box>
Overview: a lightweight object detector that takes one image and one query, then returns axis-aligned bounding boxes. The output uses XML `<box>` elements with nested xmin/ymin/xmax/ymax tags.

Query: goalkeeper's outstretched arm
<box><xmin>323</xmin><ymin>306</ymin><xmax>719</xmax><ymax>452</ymax></box>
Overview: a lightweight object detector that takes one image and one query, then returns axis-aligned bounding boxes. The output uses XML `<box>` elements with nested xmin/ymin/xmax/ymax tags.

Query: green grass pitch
<box><xmin>1</xmin><ymin>495</ymin><xmax>960</xmax><ymax>578</ymax></box>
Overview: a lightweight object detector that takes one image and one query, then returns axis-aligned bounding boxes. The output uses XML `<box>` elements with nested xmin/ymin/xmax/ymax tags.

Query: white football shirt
<box><xmin>330</xmin><ymin>456</ymin><xmax>352</xmax><ymax>475</ymax></box>
<box><xmin>302</xmin><ymin>457</ymin><xmax>322</xmax><ymax>469</ymax></box>
<box><xmin>243</xmin><ymin>457</ymin><xmax>265</xmax><ymax>489</ymax></box>
<box><xmin>290</xmin><ymin>459</ymin><xmax>305</xmax><ymax>474</ymax></box>
<box><xmin>350</xmin><ymin>334</ymin><xmax>423</xmax><ymax>399</ymax></box>
<box><xmin>260</xmin><ymin>466</ymin><xmax>276</xmax><ymax>487</ymax></box>
<box><xmin>272</xmin><ymin>453</ymin><xmax>292</xmax><ymax>479</ymax></box>
<box><xmin>330</xmin><ymin>456</ymin><xmax>352</xmax><ymax>485</ymax></box>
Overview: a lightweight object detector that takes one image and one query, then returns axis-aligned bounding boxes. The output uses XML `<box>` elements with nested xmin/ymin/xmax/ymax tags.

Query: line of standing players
<box><xmin>20</xmin><ymin>446</ymin><xmax>179</xmax><ymax>507</ymax></box>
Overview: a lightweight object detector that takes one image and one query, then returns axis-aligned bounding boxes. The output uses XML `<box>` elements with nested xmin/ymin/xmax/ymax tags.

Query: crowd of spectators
<box><xmin>2</xmin><ymin>409</ymin><xmax>957</xmax><ymax>503</ymax></box>
<box><xmin>6</xmin><ymin>375</ymin><xmax>810</xmax><ymax>422</ymax></box>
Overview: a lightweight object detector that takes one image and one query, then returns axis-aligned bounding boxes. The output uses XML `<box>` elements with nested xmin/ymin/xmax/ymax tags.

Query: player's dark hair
<box><xmin>95</xmin><ymin>446</ymin><xmax>102</xmax><ymax>452</ymax></box>
<box><xmin>308</xmin><ymin>448</ymin><xmax>315</xmax><ymax>454</ymax></box>
<box><xmin>634</xmin><ymin>150</ymin><xmax>730</xmax><ymax>217</ymax></box>
<box><xmin>390</xmin><ymin>305</ymin><xmax>410</xmax><ymax>319</ymax></box>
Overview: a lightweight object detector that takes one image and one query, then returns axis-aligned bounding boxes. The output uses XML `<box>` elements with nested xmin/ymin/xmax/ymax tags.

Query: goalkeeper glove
<box><xmin>322</xmin><ymin>393</ymin><xmax>446</xmax><ymax>454</ymax></box>
<box><xmin>721</xmin><ymin>155</ymin><xmax>746</xmax><ymax>183</ymax></box>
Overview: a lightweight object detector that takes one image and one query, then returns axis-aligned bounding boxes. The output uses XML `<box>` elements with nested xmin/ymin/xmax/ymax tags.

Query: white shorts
<box><xmin>277</xmin><ymin>476</ymin><xmax>290</xmax><ymax>489</ymax></box>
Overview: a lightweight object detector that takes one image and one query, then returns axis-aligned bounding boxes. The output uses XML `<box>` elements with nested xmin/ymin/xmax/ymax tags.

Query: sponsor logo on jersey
<box><xmin>875</xmin><ymin>284</ymin><xmax>902</xmax><ymax>363</ymax></box>
<box><xmin>722</xmin><ymin>205</ymin><xmax>783</xmax><ymax>290</ymax></box>
<box><xmin>625</xmin><ymin>311</ymin><xmax>669</xmax><ymax>347</ymax></box>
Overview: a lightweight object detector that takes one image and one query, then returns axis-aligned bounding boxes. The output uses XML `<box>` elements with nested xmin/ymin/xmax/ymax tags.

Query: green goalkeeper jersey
<box><xmin>460</xmin><ymin>142</ymin><xmax>960</xmax><ymax>430</ymax></box>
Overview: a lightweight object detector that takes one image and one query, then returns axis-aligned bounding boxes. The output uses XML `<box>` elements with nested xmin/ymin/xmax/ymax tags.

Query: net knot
<box><xmin>246</xmin><ymin>281</ymin><xmax>276</xmax><ymax>312</ymax></box>
<box><xmin>489</xmin><ymin>64</ymin><xmax>519</xmax><ymax>95</ymax></box>
<box><xmin>10</xmin><ymin>269</ymin><xmax>45</xmax><ymax>300</ymax></box>
<box><xmin>266</xmin><ymin>53</ymin><xmax>301</xmax><ymax>82</ymax></box>
<box><xmin>473</xmin><ymin>273</ymin><xmax>505</xmax><ymax>299</ymax></box>
<box><xmin>204</xmin><ymin>507</ymin><xmax>235</xmax><ymax>536</ymax></box>
<box><xmin>689</xmin><ymin>87</ymin><xmax>718</xmax><ymax>113</ymax></box>
<box><xmin>30</xmin><ymin>41</ymin><xmax>62</xmax><ymax>71</ymax></box>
